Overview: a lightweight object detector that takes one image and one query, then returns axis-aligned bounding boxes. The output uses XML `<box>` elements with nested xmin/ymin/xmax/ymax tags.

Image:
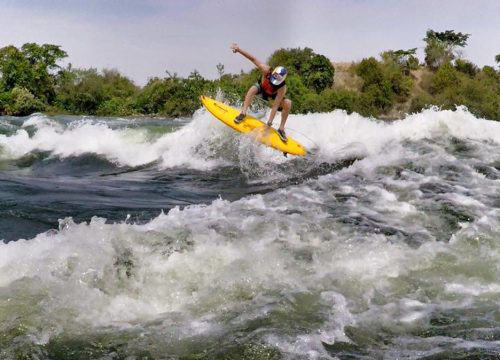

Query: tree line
<box><xmin>1</xmin><ymin>29</ymin><xmax>499</xmax><ymax>120</ymax></box>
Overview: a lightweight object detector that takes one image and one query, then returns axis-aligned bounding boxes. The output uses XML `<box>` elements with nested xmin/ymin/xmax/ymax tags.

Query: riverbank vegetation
<box><xmin>1</xmin><ymin>29</ymin><xmax>499</xmax><ymax>120</ymax></box>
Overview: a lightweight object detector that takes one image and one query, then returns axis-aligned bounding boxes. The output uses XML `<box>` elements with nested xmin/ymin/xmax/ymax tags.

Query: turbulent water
<box><xmin>0</xmin><ymin>105</ymin><xmax>499</xmax><ymax>359</ymax></box>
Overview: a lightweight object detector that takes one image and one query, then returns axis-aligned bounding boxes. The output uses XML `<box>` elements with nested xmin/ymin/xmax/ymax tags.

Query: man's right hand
<box><xmin>230</xmin><ymin>43</ymin><xmax>240</xmax><ymax>53</ymax></box>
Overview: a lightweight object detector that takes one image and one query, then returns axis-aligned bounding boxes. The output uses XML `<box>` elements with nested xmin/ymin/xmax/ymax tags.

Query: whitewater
<box><xmin>0</xmin><ymin>105</ymin><xmax>499</xmax><ymax>359</ymax></box>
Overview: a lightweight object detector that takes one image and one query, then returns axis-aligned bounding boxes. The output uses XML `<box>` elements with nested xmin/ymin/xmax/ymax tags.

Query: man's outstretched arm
<box><xmin>230</xmin><ymin>43</ymin><xmax>270</xmax><ymax>74</ymax></box>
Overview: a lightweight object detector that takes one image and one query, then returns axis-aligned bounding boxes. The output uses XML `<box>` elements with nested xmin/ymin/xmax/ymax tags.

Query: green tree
<box><xmin>355</xmin><ymin>57</ymin><xmax>396</xmax><ymax>114</ymax></box>
<box><xmin>56</xmin><ymin>68</ymin><xmax>106</xmax><ymax>114</ymax></box>
<box><xmin>134</xmin><ymin>77</ymin><xmax>170</xmax><ymax>114</ymax></box>
<box><xmin>424</xmin><ymin>29</ymin><xmax>470</xmax><ymax>69</ymax></box>
<box><xmin>268</xmin><ymin>47</ymin><xmax>315</xmax><ymax>74</ymax></box>
<box><xmin>101</xmin><ymin>68</ymin><xmax>138</xmax><ymax>98</ymax></box>
<box><xmin>0</xmin><ymin>46</ymin><xmax>28</xmax><ymax>92</ymax></box>
<box><xmin>302</xmin><ymin>54</ymin><xmax>335</xmax><ymax>93</ymax></box>
<box><xmin>0</xmin><ymin>43</ymin><xmax>67</xmax><ymax>102</ymax></box>
<box><xmin>163</xmin><ymin>70</ymin><xmax>208</xmax><ymax>117</ymax></box>
<box><xmin>132</xmin><ymin>69</ymin><xmax>209</xmax><ymax>117</ymax></box>
<box><xmin>55</xmin><ymin>67</ymin><xmax>137</xmax><ymax>115</ymax></box>
<box><xmin>321</xmin><ymin>88</ymin><xmax>362</xmax><ymax>114</ymax></box>
<box><xmin>381</xmin><ymin>48</ymin><xmax>419</xmax><ymax>74</ymax></box>
<box><xmin>356</xmin><ymin>57</ymin><xmax>384</xmax><ymax>89</ymax></box>
<box><xmin>267</xmin><ymin>47</ymin><xmax>334</xmax><ymax>93</ymax></box>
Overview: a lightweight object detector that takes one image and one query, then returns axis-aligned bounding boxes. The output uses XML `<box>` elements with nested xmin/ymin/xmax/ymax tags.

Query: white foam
<box><xmin>287</xmin><ymin>106</ymin><xmax>500</xmax><ymax>162</ymax></box>
<box><xmin>1</xmin><ymin>106</ymin><xmax>500</xmax><ymax>355</ymax></box>
<box><xmin>2</xmin><ymin>106</ymin><xmax>500</xmax><ymax>171</ymax></box>
<box><xmin>445</xmin><ymin>282</ymin><xmax>500</xmax><ymax>296</ymax></box>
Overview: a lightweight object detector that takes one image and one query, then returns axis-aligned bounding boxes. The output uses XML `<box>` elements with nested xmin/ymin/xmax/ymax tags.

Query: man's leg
<box><xmin>242</xmin><ymin>86</ymin><xmax>259</xmax><ymax>114</ymax></box>
<box><xmin>235</xmin><ymin>86</ymin><xmax>259</xmax><ymax>123</ymax></box>
<box><xmin>278</xmin><ymin>98</ymin><xmax>292</xmax><ymax>131</ymax></box>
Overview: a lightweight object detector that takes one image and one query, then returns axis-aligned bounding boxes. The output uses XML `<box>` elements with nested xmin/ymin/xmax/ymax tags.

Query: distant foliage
<box><xmin>356</xmin><ymin>58</ymin><xmax>384</xmax><ymax>90</ymax></box>
<box><xmin>268</xmin><ymin>47</ymin><xmax>315</xmax><ymax>75</ymax></box>
<box><xmin>55</xmin><ymin>68</ymin><xmax>138</xmax><ymax>115</ymax></box>
<box><xmin>268</xmin><ymin>47</ymin><xmax>335</xmax><ymax>93</ymax></box>
<box><xmin>5</xmin><ymin>86</ymin><xmax>45</xmax><ymax>116</ymax></box>
<box><xmin>0</xmin><ymin>43</ymin><xmax>67</xmax><ymax>103</ymax></box>
<box><xmin>424</xmin><ymin>29</ymin><xmax>470</xmax><ymax>69</ymax></box>
<box><xmin>353</xmin><ymin>56</ymin><xmax>415</xmax><ymax>115</ymax></box>
<box><xmin>302</xmin><ymin>54</ymin><xmax>335</xmax><ymax>93</ymax></box>
<box><xmin>430</xmin><ymin>64</ymin><xmax>461</xmax><ymax>94</ymax></box>
<box><xmin>1</xmin><ymin>37</ymin><xmax>500</xmax><ymax>121</ymax></box>
<box><xmin>381</xmin><ymin>48</ymin><xmax>419</xmax><ymax>74</ymax></box>
<box><xmin>454</xmin><ymin>59</ymin><xmax>478</xmax><ymax>77</ymax></box>
<box><xmin>412</xmin><ymin>63</ymin><xmax>500</xmax><ymax>120</ymax></box>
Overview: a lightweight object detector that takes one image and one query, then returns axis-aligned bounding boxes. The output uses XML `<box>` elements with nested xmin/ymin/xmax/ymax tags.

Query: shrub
<box><xmin>321</xmin><ymin>88</ymin><xmax>362</xmax><ymax>114</ymax></box>
<box><xmin>361</xmin><ymin>81</ymin><xmax>394</xmax><ymax>115</ymax></box>
<box><xmin>0</xmin><ymin>91</ymin><xmax>10</xmax><ymax>114</ymax></box>
<box><xmin>133</xmin><ymin>78</ymin><xmax>169</xmax><ymax>115</ymax></box>
<box><xmin>430</xmin><ymin>64</ymin><xmax>461</xmax><ymax>94</ymax></box>
<box><xmin>455</xmin><ymin>59</ymin><xmax>478</xmax><ymax>77</ymax></box>
<box><xmin>409</xmin><ymin>93</ymin><xmax>435</xmax><ymax>114</ymax></box>
<box><xmin>97</xmin><ymin>97</ymin><xmax>135</xmax><ymax>116</ymax></box>
<box><xmin>6</xmin><ymin>86</ymin><xmax>45</xmax><ymax>116</ymax></box>
<box><xmin>355</xmin><ymin>57</ymin><xmax>384</xmax><ymax>89</ymax></box>
<box><xmin>282</xmin><ymin>74</ymin><xmax>311</xmax><ymax>114</ymax></box>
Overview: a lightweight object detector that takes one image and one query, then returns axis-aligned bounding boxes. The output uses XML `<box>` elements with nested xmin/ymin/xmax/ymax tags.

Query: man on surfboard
<box><xmin>230</xmin><ymin>43</ymin><xmax>291</xmax><ymax>142</ymax></box>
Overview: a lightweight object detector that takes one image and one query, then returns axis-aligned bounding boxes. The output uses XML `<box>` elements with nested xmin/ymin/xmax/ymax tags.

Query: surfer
<box><xmin>230</xmin><ymin>43</ymin><xmax>291</xmax><ymax>142</ymax></box>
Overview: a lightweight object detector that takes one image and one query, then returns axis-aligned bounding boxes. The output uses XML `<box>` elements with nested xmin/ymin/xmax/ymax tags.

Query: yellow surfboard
<box><xmin>200</xmin><ymin>96</ymin><xmax>306</xmax><ymax>156</ymax></box>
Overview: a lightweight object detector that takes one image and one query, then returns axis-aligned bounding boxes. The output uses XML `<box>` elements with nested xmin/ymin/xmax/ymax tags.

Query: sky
<box><xmin>1</xmin><ymin>0</ymin><xmax>499</xmax><ymax>86</ymax></box>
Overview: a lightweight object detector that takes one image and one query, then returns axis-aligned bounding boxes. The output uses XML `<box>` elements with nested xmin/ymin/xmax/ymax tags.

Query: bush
<box><xmin>97</xmin><ymin>97</ymin><xmax>135</xmax><ymax>116</ymax></box>
<box><xmin>55</xmin><ymin>68</ymin><xmax>105</xmax><ymax>114</ymax></box>
<box><xmin>0</xmin><ymin>91</ymin><xmax>10</xmax><ymax>114</ymax></box>
<box><xmin>55</xmin><ymin>68</ymin><xmax>138</xmax><ymax>115</ymax></box>
<box><xmin>321</xmin><ymin>88</ymin><xmax>362</xmax><ymax>114</ymax></box>
<box><xmin>409</xmin><ymin>93</ymin><xmax>435</xmax><ymax>114</ymax></box>
<box><xmin>389</xmin><ymin>71</ymin><xmax>413</xmax><ymax>100</ymax></box>
<box><xmin>5</xmin><ymin>86</ymin><xmax>45</xmax><ymax>116</ymax></box>
<box><xmin>354</xmin><ymin>58</ymin><xmax>398</xmax><ymax>115</ymax></box>
<box><xmin>134</xmin><ymin>78</ymin><xmax>166</xmax><ymax>114</ymax></box>
<box><xmin>430</xmin><ymin>64</ymin><xmax>461</xmax><ymax>94</ymax></box>
<box><xmin>455</xmin><ymin>59</ymin><xmax>478</xmax><ymax>77</ymax></box>
<box><xmin>356</xmin><ymin>57</ymin><xmax>384</xmax><ymax>89</ymax></box>
<box><xmin>481</xmin><ymin>66</ymin><xmax>498</xmax><ymax>79</ymax></box>
<box><xmin>283</xmin><ymin>74</ymin><xmax>313</xmax><ymax>114</ymax></box>
<box><xmin>360</xmin><ymin>81</ymin><xmax>394</xmax><ymax>115</ymax></box>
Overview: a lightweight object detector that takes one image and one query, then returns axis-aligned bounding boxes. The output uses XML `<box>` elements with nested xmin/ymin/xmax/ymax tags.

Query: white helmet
<box><xmin>270</xmin><ymin>66</ymin><xmax>287</xmax><ymax>85</ymax></box>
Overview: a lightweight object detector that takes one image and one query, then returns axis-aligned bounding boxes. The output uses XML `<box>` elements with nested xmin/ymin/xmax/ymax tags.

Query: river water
<box><xmin>0</xmin><ymin>105</ymin><xmax>499</xmax><ymax>359</ymax></box>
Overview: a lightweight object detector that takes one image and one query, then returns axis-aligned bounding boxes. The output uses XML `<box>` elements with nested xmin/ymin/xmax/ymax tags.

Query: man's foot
<box><xmin>277</xmin><ymin>129</ymin><xmax>287</xmax><ymax>142</ymax></box>
<box><xmin>234</xmin><ymin>113</ymin><xmax>245</xmax><ymax>124</ymax></box>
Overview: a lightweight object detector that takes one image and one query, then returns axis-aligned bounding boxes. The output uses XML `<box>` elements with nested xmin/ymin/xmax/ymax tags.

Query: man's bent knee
<box><xmin>283</xmin><ymin>98</ymin><xmax>292</xmax><ymax>110</ymax></box>
<box><xmin>247</xmin><ymin>85</ymin><xmax>259</xmax><ymax>95</ymax></box>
